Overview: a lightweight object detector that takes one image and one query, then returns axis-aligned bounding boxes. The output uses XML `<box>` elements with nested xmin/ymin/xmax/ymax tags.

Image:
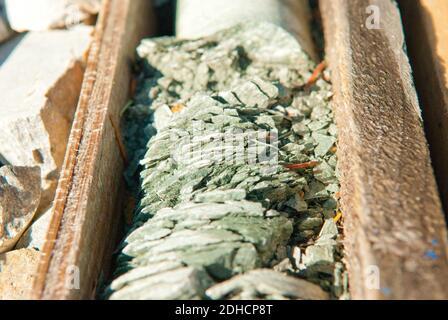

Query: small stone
<box><xmin>265</xmin><ymin>209</ymin><xmax>280</xmax><ymax>217</ymax></box>
<box><xmin>305</xmin><ymin>181</ymin><xmax>328</xmax><ymax>199</ymax></box>
<box><xmin>206</xmin><ymin>269</ymin><xmax>329</xmax><ymax>300</ymax></box>
<box><xmin>273</xmin><ymin>258</ymin><xmax>293</xmax><ymax>272</ymax></box>
<box><xmin>296</xmin><ymin>214</ymin><xmax>323</xmax><ymax>231</ymax></box>
<box><xmin>303</xmin><ymin>244</ymin><xmax>335</xmax><ymax>274</ymax></box>
<box><xmin>318</xmin><ymin>219</ymin><xmax>338</xmax><ymax>240</ymax></box>
<box><xmin>307</xmin><ymin>120</ymin><xmax>328</xmax><ymax>131</ymax></box>
<box><xmin>285</xmin><ymin>194</ymin><xmax>308</xmax><ymax>212</ymax></box>
<box><xmin>314</xmin><ymin>161</ymin><xmax>336</xmax><ymax>184</ymax></box>
<box><xmin>250</xmin><ymin>77</ymin><xmax>279</xmax><ymax>100</ymax></box>
<box><xmin>313</xmin><ymin>133</ymin><xmax>336</xmax><ymax>157</ymax></box>
<box><xmin>153</xmin><ymin>104</ymin><xmax>173</xmax><ymax>130</ymax></box>
<box><xmin>218</xmin><ymin>91</ymin><xmax>241</xmax><ymax>105</ymax></box>
<box><xmin>292</xmin><ymin>246</ymin><xmax>302</xmax><ymax>267</ymax></box>
<box><xmin>325</xmin><ymin>183</ymin><xmax>339</xmax><ymax>194</ymax></box>
<box><xmin>0</xmin><ymin>166</ymin><xmax>41</xmax><ymax>253</ymax></box>
<box><xmin>328</xmin><ymin>123</ymin><xmax>338</xmax><ymax>137</ymax></box>
<box><xmin>233</xmin><ymin>81</ymin><xmax>271</xmax><ymax>109</ymax></box>
<box><xmin>292</xmin><ymin>122</ymin><xmax>309</xmax><ymax>136</ymax></box>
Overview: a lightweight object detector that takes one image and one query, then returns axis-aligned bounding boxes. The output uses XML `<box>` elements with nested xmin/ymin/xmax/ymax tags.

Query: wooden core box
<box><xmin>31</xmin><ymin>0</ymin><xmax>448</xmax><ymax>300</ymax></box>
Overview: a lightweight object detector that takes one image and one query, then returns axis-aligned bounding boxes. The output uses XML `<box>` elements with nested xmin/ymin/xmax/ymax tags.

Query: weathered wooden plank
<box><xmin>399</xmin><ymin>0</ymin><xmax>448</xmax><ymax>221</ymax></box>
<box><xmin>32</xmin><ymin>0</ymin><xmax>155</xmax><ymax>300</ymax></box>
<box><xmin>320</xmin><ymin>0</ymin><xmax>448</xmax><ymax>299</ymax></box>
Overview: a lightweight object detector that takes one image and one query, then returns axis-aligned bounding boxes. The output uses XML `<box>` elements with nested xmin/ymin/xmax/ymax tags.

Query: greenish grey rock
<box><xmin>313</xmin><ymin>133</ymin><xmax>336</xmax><ymax>157</ymax></box>
<box><xmin>194</xmin><ymin>189</ymin><xmax>246</xmax><ymax>203</ymax></box>
<box><xmin>109</xmin><ymin>267</ymin><xmax>214</xmax><ymax>300</ymax></box>
<box><xmin>233</xmin><ymin>81</ymin><xmax>272</xmax><ymax>109</ymax></box>
<box><xmin>301</xmin><ymin>218</ymin><xmax>343</xmax><ymax>283</ymax></box>
<box><xmin>285</xmin><ymin>194</ymin><xmax>308</xmax><ymax>212</ymax></box>
<box><xmin>318</xmin><ymin>219</ymin><xmax>338</xmax><ymax>240</ymax></box>
<box><xmin>153</xmin><ymin>104</ymin><xmax>173</xmax><ymax>130</ymax></box>
<box><xmin>303</xmin><ymin>244</ymin><xmax>335</xmax><ymax>274</ymax></box>
<box><xmin>296</xmin><ymin>215</ymin><xmax>323</xmax><ymax>231</ymax></box>
<box><xmin>110</xmin><ymin>260</ymin><xmax>184</xmax><ymax>292</ymax></box>
<box><xmin>111</xmin><ymin>22</ymin><xmax>346</xmax><ymax>300</ymax></box>
<box><xmin>292</xmin><ymin>246</ymin><xmax>302</xmax><ymax>268</ymax></box>
<box><xmin>273</xmin><ymin>258</ymin><xmax>294</xmax><ymax>273</ymax></box>
<box><xmin>206</xmin><ymin>269</ymin><xmax>329</xmax><ymax>300</ymax></box>
<box><xmin>314</xmin><ymin>161</ymin><xmax>336</xmax><ymax>184</ymax></box>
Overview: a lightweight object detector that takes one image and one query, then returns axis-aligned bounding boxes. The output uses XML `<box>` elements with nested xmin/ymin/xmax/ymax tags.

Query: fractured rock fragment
<box><xmin>206</xmin><ymin>269</ymin><xmax>329</xmax><ymax>300</ymax></box>
<box><xmin>111</xmin><ymin>200</ymin><xmax>293</xmax><ymax>299</ymax></box>
<box><xmin>136</xmin><ymin>87</ymin><xmax>310</xmax><ymax>219</ymax></box>
<box><xmin>0</xmin><ymin>27</ymin><xmax>92</xmax><ymax>207</ymax></box>
<box><xmin>176</xmin><ymin>0</ymin><xmax>317</xmax><ymax>60</ymax></box>
<box><xmin>0</xmin><ymin>166</ymin><xmax>41</xmax><ymax>253</ymax></box>
<box><xmin>110</xmin><ymin>266</ymin><xmax>214</xmax><ymax>300</ymax></box>
<box><xmin>15</xmin><ymin>206</ymin><xmax>52</xmax><ymax>250</ymax></box>
<box><xmin>112</xmin><ymin>22</ymin><xmax>343</xmax><ymax>300</ymax></box>
<box><xmin>300</xmin><ymin>219</ymin><xmax>346</xmax><ymax>294</ymax></box>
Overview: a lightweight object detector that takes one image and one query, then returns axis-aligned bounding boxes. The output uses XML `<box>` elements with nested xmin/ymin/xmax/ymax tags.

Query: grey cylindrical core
<box><xmin>176</xmin><ymin>0</ymin><xmax>317</xmax><ymax>61</ymax></box>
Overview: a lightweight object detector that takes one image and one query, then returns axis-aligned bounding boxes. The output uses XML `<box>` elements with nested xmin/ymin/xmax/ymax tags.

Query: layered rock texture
<box><xmin>0</xmin><ymin>166</ymin><xmax>41</xmax><ymax>253</ymax></box>
<box><xmin>110</xmin><ymin>22</ymin><xmax>347</xmax><ymax>300</ymax></box>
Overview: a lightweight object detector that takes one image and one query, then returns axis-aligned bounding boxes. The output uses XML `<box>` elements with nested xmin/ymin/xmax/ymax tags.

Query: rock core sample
<box><xmin>110</xmin><ymin>22</ymin><xmax>346</xmax><ymax>300</ymax></box>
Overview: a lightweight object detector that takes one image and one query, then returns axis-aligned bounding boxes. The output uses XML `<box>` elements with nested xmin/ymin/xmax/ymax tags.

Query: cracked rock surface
<box><xmin>0</xmin><ymin>166</ymin><xmax>41</xmax><ymax>253</ymax></box>
<box><xmin>109</xmin><ymin>22</ymin><xmax>348</xmax><ymax>300</ymax></box>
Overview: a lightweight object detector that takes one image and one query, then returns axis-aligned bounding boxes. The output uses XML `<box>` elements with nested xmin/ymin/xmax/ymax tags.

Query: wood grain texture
<box><xmin>399</xmin><ymin>0</ymin><xmax>448</xmax><ymax>220</ymax></box>
<box><xmin>320</xmin><ymin>0</ymin><xmax>448</xmax><ymax>299</ymax></box>
<box><xmin>32</xmin><ymin>0</ymin><xmax>154</xmax><ymax>300</ymax></box>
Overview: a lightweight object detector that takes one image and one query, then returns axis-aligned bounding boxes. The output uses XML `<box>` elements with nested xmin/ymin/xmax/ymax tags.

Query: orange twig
<box><xmin>305</xmin><ymin>61</ymin><xmax>327</xmax><ymax>88</ymax></box>
<box><xmin>284</xmin><ymin>161</ymin><xmax>320</xmax><ymax>170</ymax></box>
